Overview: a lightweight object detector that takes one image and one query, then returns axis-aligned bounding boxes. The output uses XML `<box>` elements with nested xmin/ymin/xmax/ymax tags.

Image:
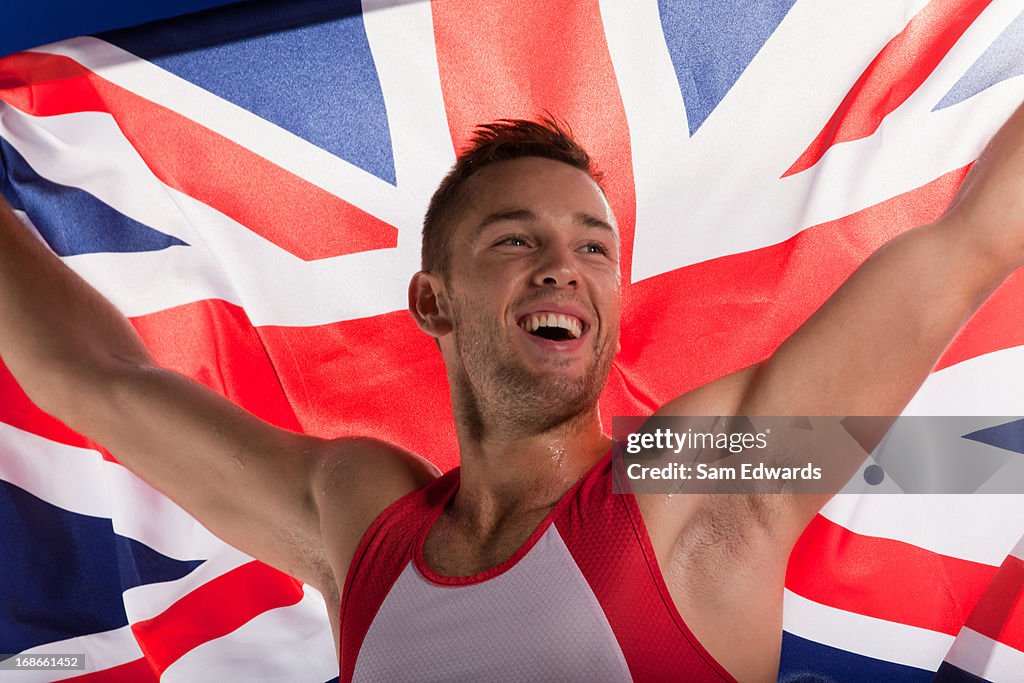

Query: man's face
<box><xmin>437</xmin><ymin>156</ymin><xmax>621</xmax><ymax>435</ymax></box>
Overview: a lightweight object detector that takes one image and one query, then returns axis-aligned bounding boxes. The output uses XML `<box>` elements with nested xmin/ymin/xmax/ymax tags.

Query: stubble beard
<box><xmin>449</xmin><ymin>300</ymin><xmax>615</xmax><ymax>442</ymax></box>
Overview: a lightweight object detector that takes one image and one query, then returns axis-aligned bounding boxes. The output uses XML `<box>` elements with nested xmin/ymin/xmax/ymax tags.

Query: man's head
<box><xmin>421</xmin><ymin>117</ymin><xmax>604</xmax><ymax>278</ymax></box>
<box><xmin>410</xmin><ymin>118</ymin><xmax>621</xmax><ymax>440</ymax></box>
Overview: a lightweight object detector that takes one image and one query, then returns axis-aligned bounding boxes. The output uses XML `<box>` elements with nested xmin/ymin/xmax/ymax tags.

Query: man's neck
<box><xmin>450</xmin><ymin>407</ymin><xmax>612</xmax><ymax>530</ymax></box>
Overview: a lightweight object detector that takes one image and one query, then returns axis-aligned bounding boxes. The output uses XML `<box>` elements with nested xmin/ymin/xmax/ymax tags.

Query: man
<box><xmin>2</xmin><ymin>107</ymin><xmax>1024</xmax><ymax>681</ymax></box>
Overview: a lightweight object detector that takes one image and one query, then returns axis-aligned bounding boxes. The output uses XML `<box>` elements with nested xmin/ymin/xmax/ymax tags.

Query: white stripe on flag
<box><xmin>819</xmin><ymin>348</ymin><xmax>1024</xmax><ymax>563</ymax></box>
<box><xmin>599</xmin><ymin>0</ymin><xmax>694</xmax><ymax>203</ymax></box>
<box><xmin>820</xmin><ymin>492</ymin><xmax>1024</xmax><ymax>567</ymax></box>
<box><xmin>904</xmin><ymin>345</ymin><xmax>1024</xmax><ymax>416</ymax></box>
<box><xmin>945</xmin><ymin>627</ymin><xmax>1024</xmax><ymax>683</ymax></box>
<box><xmin>0</xmin><ymin>102</ymin><xmax>417</xmax><ymax>325</ymax></box>
<box><xmin>783</xmin><ymin>589</ymin><xmax>954</xmax><ymax>671</ymax></box>
<box><xmin>361</xmin><ymin>0</ymin><xmax>457</xmax><ymax>202</ymax></box>
<box><xmin>610</xmin><ymin>0</ymin><xmax>1024</xmax><ymax>281</ymax></box>
<box><xmin>0</xmin><ymin>422</ymin><xmax>111</xmax><ymax>518</ymax></box>
<box><xmin>120</xmin><ymin>552</ymin><xmax>254</xmax><ymax>624</ymax></box>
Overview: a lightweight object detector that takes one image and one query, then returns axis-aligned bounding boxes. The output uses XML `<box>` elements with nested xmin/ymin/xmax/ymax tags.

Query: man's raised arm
<box><xmin>660</xmin><ymin>103</ymin><xmax>1024</xmax><ymax>515</ymax></box>
<box><xmin>742</xmin><ymin>102</ymin><xmax>1024</xmax><ymax>416</ymax></box>
<box><xmin>0</xmin><ymin>199</ymin><xmax>435</xmax><ymax>592</ymax></box>
<box><xmin>747</xmin><ymin>103</ymin><xmax>1024</xmax><ymax>413</ymax></box>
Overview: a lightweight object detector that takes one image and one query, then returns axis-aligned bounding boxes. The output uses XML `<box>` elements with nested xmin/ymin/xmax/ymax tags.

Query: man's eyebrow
<box><xmin>576</xmin><ymin>213</ymin><xmax>615</xmax><ymax>233</ymax></box>
<box><xmin>475</xmin><ymin>209</ymin><xmax>538</xmax><ymax>234</ymax></box>
<box><xmin>475</xmin><ymin>209</ymin><xmax>616</xmax><ymax>235</ymax></box>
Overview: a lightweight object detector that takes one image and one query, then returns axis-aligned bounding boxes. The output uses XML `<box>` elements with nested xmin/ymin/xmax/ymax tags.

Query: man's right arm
<box><xmin>0</xmin><ymin>199</ymin><xmax>436</xmax><ymax>592</ymax></box>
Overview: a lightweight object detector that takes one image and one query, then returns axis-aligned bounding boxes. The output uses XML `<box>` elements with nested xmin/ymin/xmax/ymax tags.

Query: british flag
<box><xmin>1</xmin><ymin>0</ymin><xmax>1024</xmax><ymax>680</ymax></box>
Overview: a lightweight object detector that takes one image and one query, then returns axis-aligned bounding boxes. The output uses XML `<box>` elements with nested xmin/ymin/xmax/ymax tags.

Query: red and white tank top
<box><xmin>338</xmin><ymin>452</ymin><xmax>735</xmax><ymax>682</ymax></box>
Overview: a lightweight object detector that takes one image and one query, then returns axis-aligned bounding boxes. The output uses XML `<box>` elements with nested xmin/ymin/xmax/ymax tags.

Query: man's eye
<box><xmin>499</xmin><ymin>236</ymin><xmax>529</xmax><ymax>247</ymax></box>
<box><xmin>583</xmin><ymin>242</ymin><xmax>609</xmax><ymax>255</ymax></box>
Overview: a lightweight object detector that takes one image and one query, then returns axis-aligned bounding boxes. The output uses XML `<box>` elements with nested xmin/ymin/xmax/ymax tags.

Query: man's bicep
<box><xmin>70</xmin><ymin>363</ymin><xmax>336</xmax><ymax>585</ymax></box>
<box><xmin>655</xmin><ymin>364</ymin><xmax>760</xmax><ymax>418</ymax></box>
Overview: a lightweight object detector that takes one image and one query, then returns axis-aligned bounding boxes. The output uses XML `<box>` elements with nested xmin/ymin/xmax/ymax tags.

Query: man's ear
<box><xmin>409</xmin><ymin>271</ymin><xmax>453</xmax><ymax>338</ymax></box>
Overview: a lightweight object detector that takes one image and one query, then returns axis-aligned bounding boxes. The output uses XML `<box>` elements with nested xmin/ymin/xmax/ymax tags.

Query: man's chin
<box><xmin>499</xmin><ymin>363</ymin><xmax>588</xmax><ymax>394</ymax></box>
<box><xmin>497</xmin><ymin>369</ymin><xmax>602</xmax><ymax>421</ymax></box>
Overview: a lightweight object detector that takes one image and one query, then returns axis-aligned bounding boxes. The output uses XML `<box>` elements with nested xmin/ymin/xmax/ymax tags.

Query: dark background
<box><xmin>2</xmin><ymin>0</ymin><xmax>240</xmax><ymax>56</ymax></box>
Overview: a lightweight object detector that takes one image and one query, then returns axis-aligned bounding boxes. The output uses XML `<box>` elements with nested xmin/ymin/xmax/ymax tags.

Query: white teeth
<box><xmin>518</xmin><ymin>312</ymin><xmax>583</xmax><ymax>339</ymax></box>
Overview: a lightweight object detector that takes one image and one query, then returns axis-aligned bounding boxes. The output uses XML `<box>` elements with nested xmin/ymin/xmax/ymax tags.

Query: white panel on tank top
<box><xmin>351</xmin><ymin>524</ymin><xmax>633</xmax><ymax>682</ymax></box>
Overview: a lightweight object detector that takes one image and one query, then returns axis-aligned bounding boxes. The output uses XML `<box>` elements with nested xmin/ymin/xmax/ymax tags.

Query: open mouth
<box><xmin>517</xmin><ymin>312</ymin><xmax>584</xmax><ymax>342</ymax></box>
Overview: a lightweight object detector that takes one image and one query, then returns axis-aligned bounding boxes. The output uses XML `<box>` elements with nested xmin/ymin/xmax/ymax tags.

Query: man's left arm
<box><xmin>659</xmin><ymin>102</ymin><xmax>1024</xmax><ymax>526</ymax></box>
<box><xmin>750</xmin><ymin>103</ymin><xmax>1024</xmax><ymax>414</ymax></box>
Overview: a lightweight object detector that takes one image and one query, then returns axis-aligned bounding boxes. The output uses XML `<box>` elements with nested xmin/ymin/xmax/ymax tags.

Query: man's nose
<box><xmin>532</xmin><ymin>245</ymin><xmax>579</xmax><ymax>288</ymax></box>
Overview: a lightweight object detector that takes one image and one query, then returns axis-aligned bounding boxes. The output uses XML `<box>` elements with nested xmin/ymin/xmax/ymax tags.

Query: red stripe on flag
<box><xmin>938</xmin><ymin>268</ymin><xmax>1024</xmax><ymax>372</ymax></box>
<box><xmin>602</xmin><ymin>164</ymin><xmax>1024</xmax><ymax>421</ymax></box>
<box><xmin>784</xmin><ymin>0</ymin><xmax>992</xmax><ymax>177</ymax></box>
<box><xmin>0</xmin><ymin>299</ymin><xmax>303</xmax><ymax>462</ymax></box>
<box><xmin>61</xmin><ymin>657</ymin><xmax>158</xmax><ymax>682</ymax></box>
<box><xmin>431</xmin><ymin>0</ymin><xmax>638</xmax><ymax>279</ymax></box>
<box><xmin>0</xmin><ymin>50</ymin><xmax>397</xmax><ymax>261</ymax></box>
<box><xmin>0</xmin><ymin>301</ymin><xmax>457</xmax><ymax>473</ymax></box>
<box><xmin>130</xmin><ymin>561</ymin><xmax>303</xmax><ymax>674</ymax></box>
<box><xmin>787</xmin><ymin>515</ymin><xmax>998</xmax><ymax>635</ymax></box>
<box><xmin>964</xmin><ymin>554</ymin><xmax>1024</xmax><ymax>651</ymax></box>
<box><xmin>255</xmin><ymin>309</ymin><xmax>455</xmax><ymax>450</ymax></box>
<box><xmin>130</xmin><ymin>300</ymin><xmax>304</xmax><ymax>432</ymax></box>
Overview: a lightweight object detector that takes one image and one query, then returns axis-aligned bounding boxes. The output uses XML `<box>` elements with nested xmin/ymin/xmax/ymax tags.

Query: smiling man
<box><xmin>2</xmin><ymin>111</ymin><xmax>1024</xmax><ymax>682</ymax></box>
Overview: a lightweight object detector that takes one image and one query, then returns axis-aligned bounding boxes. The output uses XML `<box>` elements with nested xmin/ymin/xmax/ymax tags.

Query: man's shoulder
<box><xmin>314</xmin><ymin>437</ymin><xmax>441</xmax><ymax>589</ymax></box>
<box><xmin>319</xmin><ymin>436</ymin><xmax>440</xmax><ymax>483</ymax></box>
<box><xmin>316</xmin><ymin>436</ymin><xmax>440</xmax><ymax>521</ymax></box>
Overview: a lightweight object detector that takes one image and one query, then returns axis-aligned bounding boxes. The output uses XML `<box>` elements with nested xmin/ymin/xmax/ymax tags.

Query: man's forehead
<box><xmin>461</xmin><ymin>157</ymin><xmax>617</xmax><ymax>228</ymax></box>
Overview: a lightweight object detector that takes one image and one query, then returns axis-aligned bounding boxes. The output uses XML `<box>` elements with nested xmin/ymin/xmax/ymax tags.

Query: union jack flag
<box><xmin>1</xmin><ymin>0</ymin><xmax>1024</xmax><ymax>680</ymax></box>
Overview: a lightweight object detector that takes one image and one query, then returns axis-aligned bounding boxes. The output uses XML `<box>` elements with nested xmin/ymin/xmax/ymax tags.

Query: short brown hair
<box><xmin>421</xmin><ymin>116</ymin><xmax>602</xmax><ymax>276</ymax></box>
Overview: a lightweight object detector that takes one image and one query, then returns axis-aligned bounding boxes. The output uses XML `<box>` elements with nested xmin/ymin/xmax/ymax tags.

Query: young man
<box><xmin>2</xmin><ymin>107</ymin><xmax>1024</xmax><ymax>681</ymax></box>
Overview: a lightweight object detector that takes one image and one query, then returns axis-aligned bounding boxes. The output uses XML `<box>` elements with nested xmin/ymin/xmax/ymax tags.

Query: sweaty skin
<box><xmin>2</xmin><ymin>104</ymin><xmax>1024</xmax><ymax>681</ymax></box>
